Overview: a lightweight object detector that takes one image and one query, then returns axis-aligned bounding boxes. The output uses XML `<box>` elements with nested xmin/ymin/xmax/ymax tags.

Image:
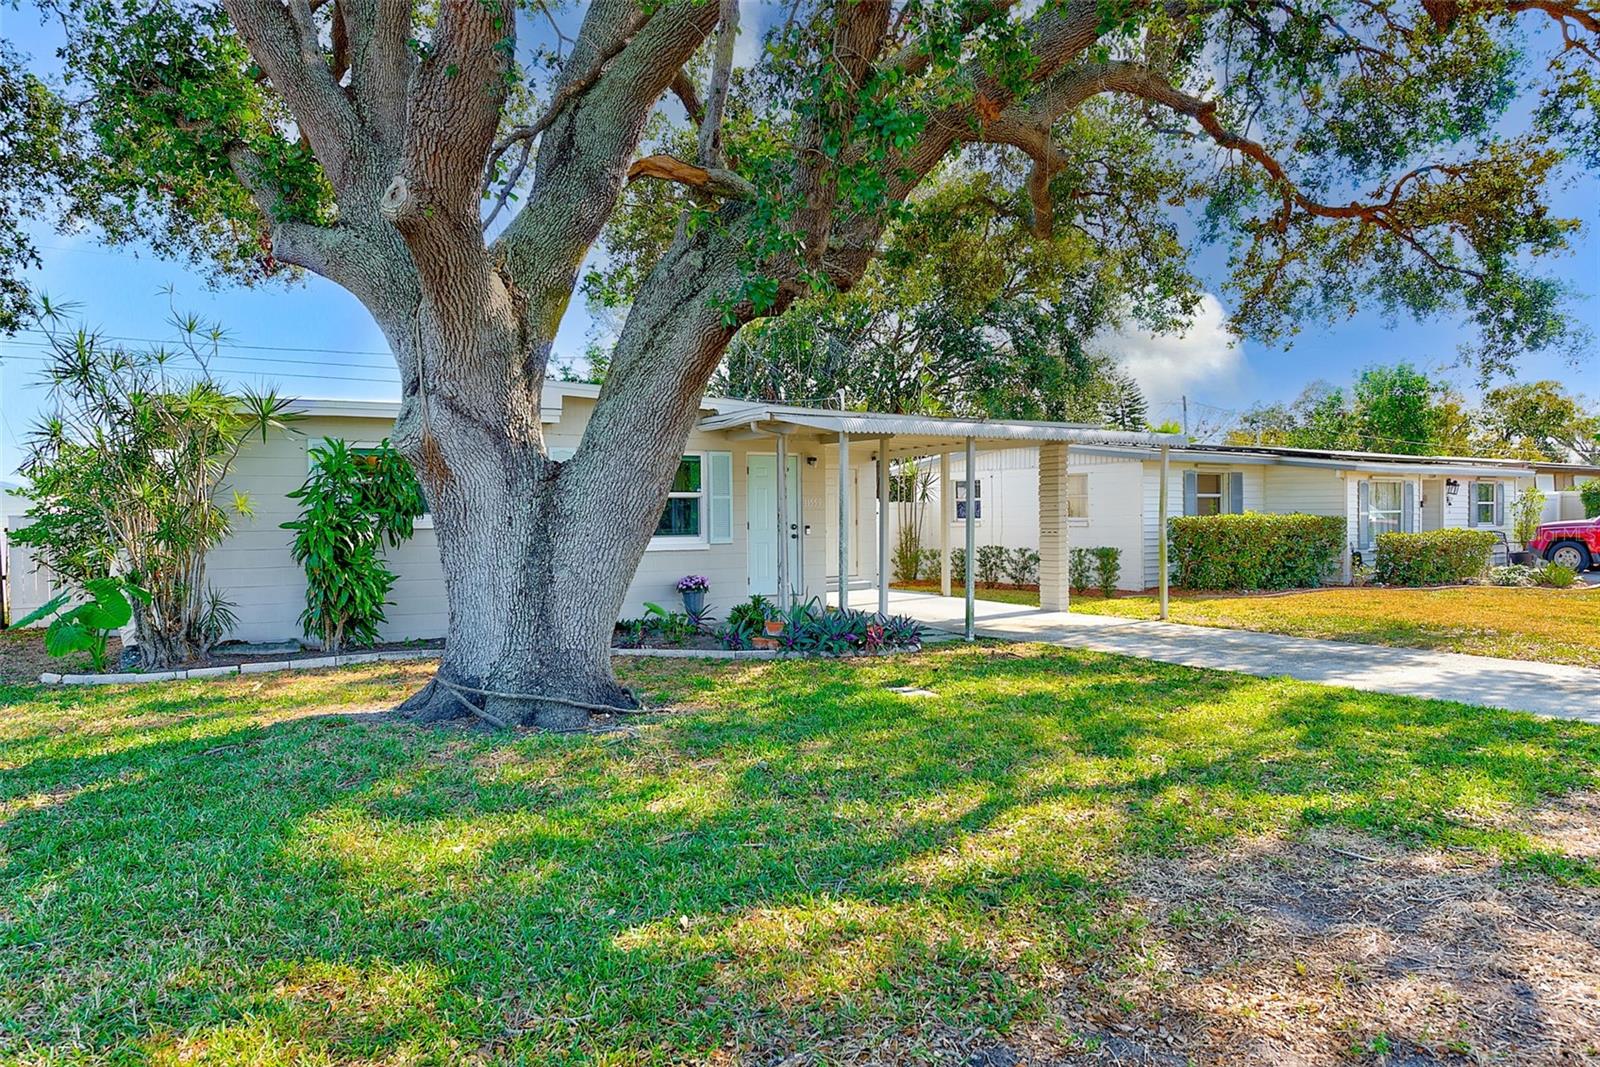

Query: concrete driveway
<box><xmin>854</xmin><ymin>589</ymin><xmax>1600</xmax><ymax>724</ymax></box>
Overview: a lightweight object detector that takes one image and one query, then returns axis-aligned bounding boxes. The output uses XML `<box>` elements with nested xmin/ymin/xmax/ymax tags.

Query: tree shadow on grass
<box><xmin>1</xmin><ymin>647</ymin><xmax>1597</xmax><ymax>1063</ymax></box>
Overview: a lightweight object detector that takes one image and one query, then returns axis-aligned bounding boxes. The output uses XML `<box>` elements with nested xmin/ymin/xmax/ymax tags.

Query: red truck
<box><xmin>1527</xmin><ymin>518</ymin><xmax>1600</xmax><ymax>572</ymax></box>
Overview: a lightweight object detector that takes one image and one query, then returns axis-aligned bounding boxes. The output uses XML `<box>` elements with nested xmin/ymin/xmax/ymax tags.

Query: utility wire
<box><xmin>9</xmin><ymin>328</ymin><xmax>394</xmax><ymax>359</ymax></box>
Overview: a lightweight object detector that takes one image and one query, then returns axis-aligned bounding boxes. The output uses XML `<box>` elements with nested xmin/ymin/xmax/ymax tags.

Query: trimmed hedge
<box><xmin>1374</xmin><ymin>528</ymin><xmax>1495</xmax><ymax>586</ymax></box>
<box><xmin>1169</xmin><ymin>512</ymin><xmax>1345</xmax><ymax>590</ymax></box>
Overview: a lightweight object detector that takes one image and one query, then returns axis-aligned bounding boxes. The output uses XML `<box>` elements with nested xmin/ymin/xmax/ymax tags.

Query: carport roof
<box><xmin>697</xmin><ymin>402</ymin><xmax>1186</xmax><ymax>457</ymax></box>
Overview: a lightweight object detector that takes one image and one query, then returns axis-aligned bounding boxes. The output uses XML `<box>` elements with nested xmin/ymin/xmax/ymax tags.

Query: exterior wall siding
<box><xmin>6</xmin><ymin>402</ymin><xmax>838</xmax><ymax>644</ymax></box>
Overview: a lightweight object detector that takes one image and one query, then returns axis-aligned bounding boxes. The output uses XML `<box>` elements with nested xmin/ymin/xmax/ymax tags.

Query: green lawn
<box><xmin>894</xmin><ymin>580</ymin><xmax>1600</xmax><ymax>666</ymax></box>
<box><xmin>3</xmin><ymin>649</ymin><xmax>1599</xmax><ymax>1063</ymax></box>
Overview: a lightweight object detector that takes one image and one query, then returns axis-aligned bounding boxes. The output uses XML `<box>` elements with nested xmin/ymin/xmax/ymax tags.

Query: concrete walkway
<box><xmin>850</xmin><ymin>589</ymin><xmax>1600</xmax><ymax>723</ymax></box>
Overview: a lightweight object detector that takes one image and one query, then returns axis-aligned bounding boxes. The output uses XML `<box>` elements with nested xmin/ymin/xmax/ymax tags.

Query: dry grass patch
<box><xmin>992</xmin><ymin>827</ymin><xmax>1600</xmax><ymax>1066</ymax></box>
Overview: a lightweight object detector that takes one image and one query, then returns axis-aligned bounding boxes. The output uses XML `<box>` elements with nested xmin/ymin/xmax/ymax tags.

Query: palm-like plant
<box><xmin>13</xmin><ymin>297</ymin><xmax>299</xmax><ymax>667</ymax></box>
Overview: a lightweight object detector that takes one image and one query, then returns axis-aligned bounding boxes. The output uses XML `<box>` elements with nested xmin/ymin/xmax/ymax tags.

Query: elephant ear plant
<box><xmin>15</xmin><ymin>576</ymin><xmax>150</xmax><ymax>672</ymax></box>
<box><xmin>284</xmin><ymin>439</ymin><xmax>427</xmax><ymax>654</ymax></box>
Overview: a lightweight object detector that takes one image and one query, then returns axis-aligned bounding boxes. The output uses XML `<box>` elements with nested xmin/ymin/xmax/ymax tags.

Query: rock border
<box><xmin>40</xmin><ymin>649</ymin><xmax>439</xmax><ymax>686</ymax></box>
<box><xmin>36</xmin><ymin>641</ymin><xmax>921</xmax><ymax>685</ymax></box>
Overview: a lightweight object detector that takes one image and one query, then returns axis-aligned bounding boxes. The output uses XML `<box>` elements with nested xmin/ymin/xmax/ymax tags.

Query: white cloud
<box><xmin>1092</xmin><ymin>293</ymin><xmax>1243</xmax><ymax>403</ymax></box>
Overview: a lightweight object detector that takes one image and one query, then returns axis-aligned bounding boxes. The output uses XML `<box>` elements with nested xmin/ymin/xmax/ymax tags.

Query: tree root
<box><xmin>397</xmin><ymin>671</ymin><xmax>649</xmax><ymax>732</ymax></box>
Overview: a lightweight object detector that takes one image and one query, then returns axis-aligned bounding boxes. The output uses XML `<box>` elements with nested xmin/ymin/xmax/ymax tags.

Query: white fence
<box><xmin>1542</xmin><ymin>492</ymin><xmax>1588</xmax><ymax>523</ymax></box>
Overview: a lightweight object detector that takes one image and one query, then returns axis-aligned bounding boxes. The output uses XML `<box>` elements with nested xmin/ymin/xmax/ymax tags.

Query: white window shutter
<box><xmin>1402</xmin><ymin>481</ymin><xmax>1417</xmax><ymax>533</ymax></box>
<box><xmin>708</xmin><ymin>451</ymin><xmax>733</xmax><ymax>544</ymax></box>
<box><xmin>1227</xmin><ymin>472</ymin><xmax>1245</xmax><ymax>514</ymax></box>
<box><xmin>1467</xmin><ymin>481</ymin><xmax>1478</xmax><ymax>527</ymax></box>
<box><xmin>1182</xmin><ymin>470</ymin><xmax>1198</xmax><ymax>516</ymax></box>
<box><xmin>1493</xmin><ymin>482</ymin><xmax>1506</xmax><ymax>527</ymax></box>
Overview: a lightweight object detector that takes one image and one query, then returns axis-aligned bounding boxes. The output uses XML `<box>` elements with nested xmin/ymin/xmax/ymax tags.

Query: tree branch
<box><xmin>695</xmin><ymin>0</ymin><xmax>739</xmax><ymax>168</ymax></box>
<box><xmin>669</xmin><ymin>68</ymin><xmax>704</xmax><ymax>123</ymax></box>
<box><xmin>220</xmin><ymin>0</ymin><xmax>364</xmax><ymax>186</ymax></box>
<box><xmin>384</xmin><ymin>0</ymin><xmax>513</xmax><ymax>245</ymax></box>
<box><xmin>626</xmin><ymin>153</ymin><xmax>756</xmax><ymax>199</ymax></box>
<box><xmin>479</xmin><ymin>4</ymin><xmax>652</xmax><ymax>214</ymax></box>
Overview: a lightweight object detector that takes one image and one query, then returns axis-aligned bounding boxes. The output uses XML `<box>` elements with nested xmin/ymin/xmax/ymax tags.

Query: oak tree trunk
<box><xmin>391</xmin><ymin>224</ymin><xmax>747</xmax><ymax>729</ymax></box>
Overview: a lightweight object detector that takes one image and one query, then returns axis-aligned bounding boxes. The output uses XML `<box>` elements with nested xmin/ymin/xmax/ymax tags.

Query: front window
<box><xmin>1066</xmin><ymin>473</ymin><xmax>1088</xmax><ymax>519</ymax></box>
<box><xmin>954</xmin><ymin>479</ymin><xmax>981</xmax><ymax>520</ymax></box>
<box><xmin>655</xmin><ymin>456</ymin><xmax>703</xmax><ymax>538</ymax></box>
<box><xmin>1194</xmin><ymin>472</ymin><xmax>1223</xmax><ymax>516</ymax></box>
<box><xmin>1368</xmin><ymin>480</ymin><xmax>1403</xmax><ymax>544</ymax></box>
<box><xmin>1474</xmin><ymin>482</ymin><xmax>1496</xmax><ymax>526</ymax></box>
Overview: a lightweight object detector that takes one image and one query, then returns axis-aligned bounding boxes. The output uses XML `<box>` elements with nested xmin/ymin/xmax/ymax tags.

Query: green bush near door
<box><xmin>1168</xmin><ymin>513</ymin><xmax>1346</xmax><ymax>590</ymax></box>
<box><xmin>1374</xmin><ymin>528</ymin><xmax>1496</xmax><ymax>586</ymax></box>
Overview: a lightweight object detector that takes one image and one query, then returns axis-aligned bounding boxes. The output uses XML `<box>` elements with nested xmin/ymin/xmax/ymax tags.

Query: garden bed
<box><xmin>16</xmin><ymin>630</ymin><xmax>924</xmax><ymax>686</ymax></box>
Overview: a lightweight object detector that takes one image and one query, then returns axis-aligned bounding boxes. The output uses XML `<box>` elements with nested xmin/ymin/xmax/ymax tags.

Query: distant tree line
<box><xmin>1226</xmin><ymin>365</ymin><xmax>1599</xmax><ymax>463</ymax></box>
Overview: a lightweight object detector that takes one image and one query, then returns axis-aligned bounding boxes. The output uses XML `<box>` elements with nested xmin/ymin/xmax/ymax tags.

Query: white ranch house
<box><xmin>6</xmin><ymin>383</ymin><xmax>1176</xmax><ymax>641</ymax></box>
<box><xmin>6</xmin><ymin>382</ymin><xmax>1593</xmax><ymax>643</ymax></box>
<box><xmin>887</xmin><ymin>443</ymin><xmax>1593</xmax><ymax>591</ymax></box>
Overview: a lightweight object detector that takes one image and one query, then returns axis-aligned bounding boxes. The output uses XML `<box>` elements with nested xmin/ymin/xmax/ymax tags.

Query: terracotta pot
<box><xmin>752</xmin><ymin>636</ymin><xmax>779</xmax><ymax>650</ymax></box>
<box><xmin>763</xmin><ymin>619</ymin><xmax>785</xmax><ymax>637</ymax></box>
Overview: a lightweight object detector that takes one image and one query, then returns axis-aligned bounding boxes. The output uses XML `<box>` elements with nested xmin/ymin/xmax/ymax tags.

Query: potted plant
<box><xmin>1510</xmin><ymin>487</ymin><xmax>1546</xmax><ymax>565</ymax></box>
<box><xmin>676</xmin><ymin>575</ymin><xmax>709</xmax><ymax>615</ymax></box>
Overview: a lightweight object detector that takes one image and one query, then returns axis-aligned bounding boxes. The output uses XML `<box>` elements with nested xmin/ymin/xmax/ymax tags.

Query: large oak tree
<box><xmin>5</xmin><ymin>0</ymin><xmax>1596</xmax><ymax>726</ymax></box>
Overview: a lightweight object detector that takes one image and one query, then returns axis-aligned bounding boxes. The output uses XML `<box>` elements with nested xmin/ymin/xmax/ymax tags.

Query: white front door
<box><xmin>748</xmin><ymin>454</ymin><xmax>802</xmax><ymax>597</ymax></box>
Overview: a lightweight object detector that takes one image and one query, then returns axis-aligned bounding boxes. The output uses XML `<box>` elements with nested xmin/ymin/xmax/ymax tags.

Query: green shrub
<box><xmin>975</xmin><ymin>544</ymin><xmax>1007</xmax><ymax>586</ymax></box>
<box><xmin>892</xmin><ymin>525</ymin><xmax>924</xmax><ymax>582</ymax></box>
<box><xmin>1540</xmin><ymin>563</ymin><xmax>1578</xmax><ymax>588</ymax></box>
<box><xmin>1069</xmin><ymin>547</ymin><xmax>1093</xmax><ymax>596</ymax></box>
<box><xmin>1004</xmin><ymin>547</ymin><xmax>1040</xmax><ymax>586</ymax></box>
<box><xmin>1168</xmin><ymin>513</ymin><xmax>1345</xmax><ymax>590</ymax></box>
<box><xmin>284</xmin><ymin>439</ymin><xmax>426</xmax><ymax>652</ymax></box>
<box><xmin>1582</xmin><ymin>479</ymin><xmax>1600</xmax><ymax>519</ymax></box>
<box><xmin>1090</xmin><ymin>546</ymin><xmax>1121</xmax><ymax>598</ymax></box>
<box><xmin>1374</xmin><ymin>529</ymin><xmax>1495</xmax><ymax>586</ymax></box>
<box><xmin>1511</xmin><ymin>486</ymin><xmax>1546</xmax><ymax>545</ymax></box>
<box><xmin>951</xmin><ymin>548</ymin><xmax>967</xmax><ymax>585</ymax></box>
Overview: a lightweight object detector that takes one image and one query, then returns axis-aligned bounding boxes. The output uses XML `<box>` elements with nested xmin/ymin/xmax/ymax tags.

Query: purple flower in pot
<box><xmin>676</xmin><ymin>575</ymin><xmax>709</xmax><ymax>615</ymax></box>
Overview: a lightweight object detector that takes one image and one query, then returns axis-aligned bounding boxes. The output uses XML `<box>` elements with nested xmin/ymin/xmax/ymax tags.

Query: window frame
<box><xmin>1366</xmin><ymin>478</ymin><xmax>1404</xmax><ymax>546</ymax></box>
<box><xmin>1065</xmin><ymin>472</ymin><xmax>1089</xmax><ymax>522</ymax></box>
<box><xmin>1193</xmin><ymin>471</ymin><xmax>1224</xmax><ymax>517</ymax></box>
<box><xmin>953</xmin><ymin>477</ymin><xmax>982</xmax><ymax>522</ymax></box>
<box><xmin>308</xmin><ymin>438</ymin><xmax>433</xmax><ymax>529</ymax></box>
<box><xmin>647</xmin><ymin>452</ymin><xmax>710</xmax><ymax>552</ymax></box>
<box><xmin>1473</xmin><ymin>481</ymin><xmax>1497</xmax><ymax>526</ymax></box>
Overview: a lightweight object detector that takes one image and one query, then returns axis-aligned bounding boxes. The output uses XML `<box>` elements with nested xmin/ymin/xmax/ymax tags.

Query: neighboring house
<box><xmin>4</xmin><ymin>384</ymin><xmax>1173</xmax><ymax>643</ymax></box>
<box><xmin>889</xmin><ymin>443</ymin><xmax>1542</xmax><ymax>590</ymax></box>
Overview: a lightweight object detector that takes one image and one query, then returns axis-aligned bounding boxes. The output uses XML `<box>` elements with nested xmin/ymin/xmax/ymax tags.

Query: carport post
<box><xmin>877</xmin><ymin>437</ymin><xmax>890</xmax><ymax>616</ymax></box>
<box><xmin>1158</xmin><ymin>445</ymin><xmax>1171</xmax><ymax>621</ymax></box>
<box><xmin>776</xmin><ymin>432</ymin><xmax>790</xmax><ymax>612</ymax></box>
<box><xmin>837</xmin><ymin>432</ymin><xmax>850</xmax><ymax>611</ymax></box>
<box><xmin>964</xmin><ymin>436</ymin><xmax>976</xmax><ymax>641</ymax></box>
<box><xmin>939</xmin><ymin>451</ymin><xmax>952</xmax><ymax>597</ymax></box>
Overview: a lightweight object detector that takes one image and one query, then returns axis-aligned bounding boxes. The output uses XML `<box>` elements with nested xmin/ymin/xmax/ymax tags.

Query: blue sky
<box><xmin>2</xmin><ymin>4</ymin><xmax>1597</xmax><ymax>481</ymax></box>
